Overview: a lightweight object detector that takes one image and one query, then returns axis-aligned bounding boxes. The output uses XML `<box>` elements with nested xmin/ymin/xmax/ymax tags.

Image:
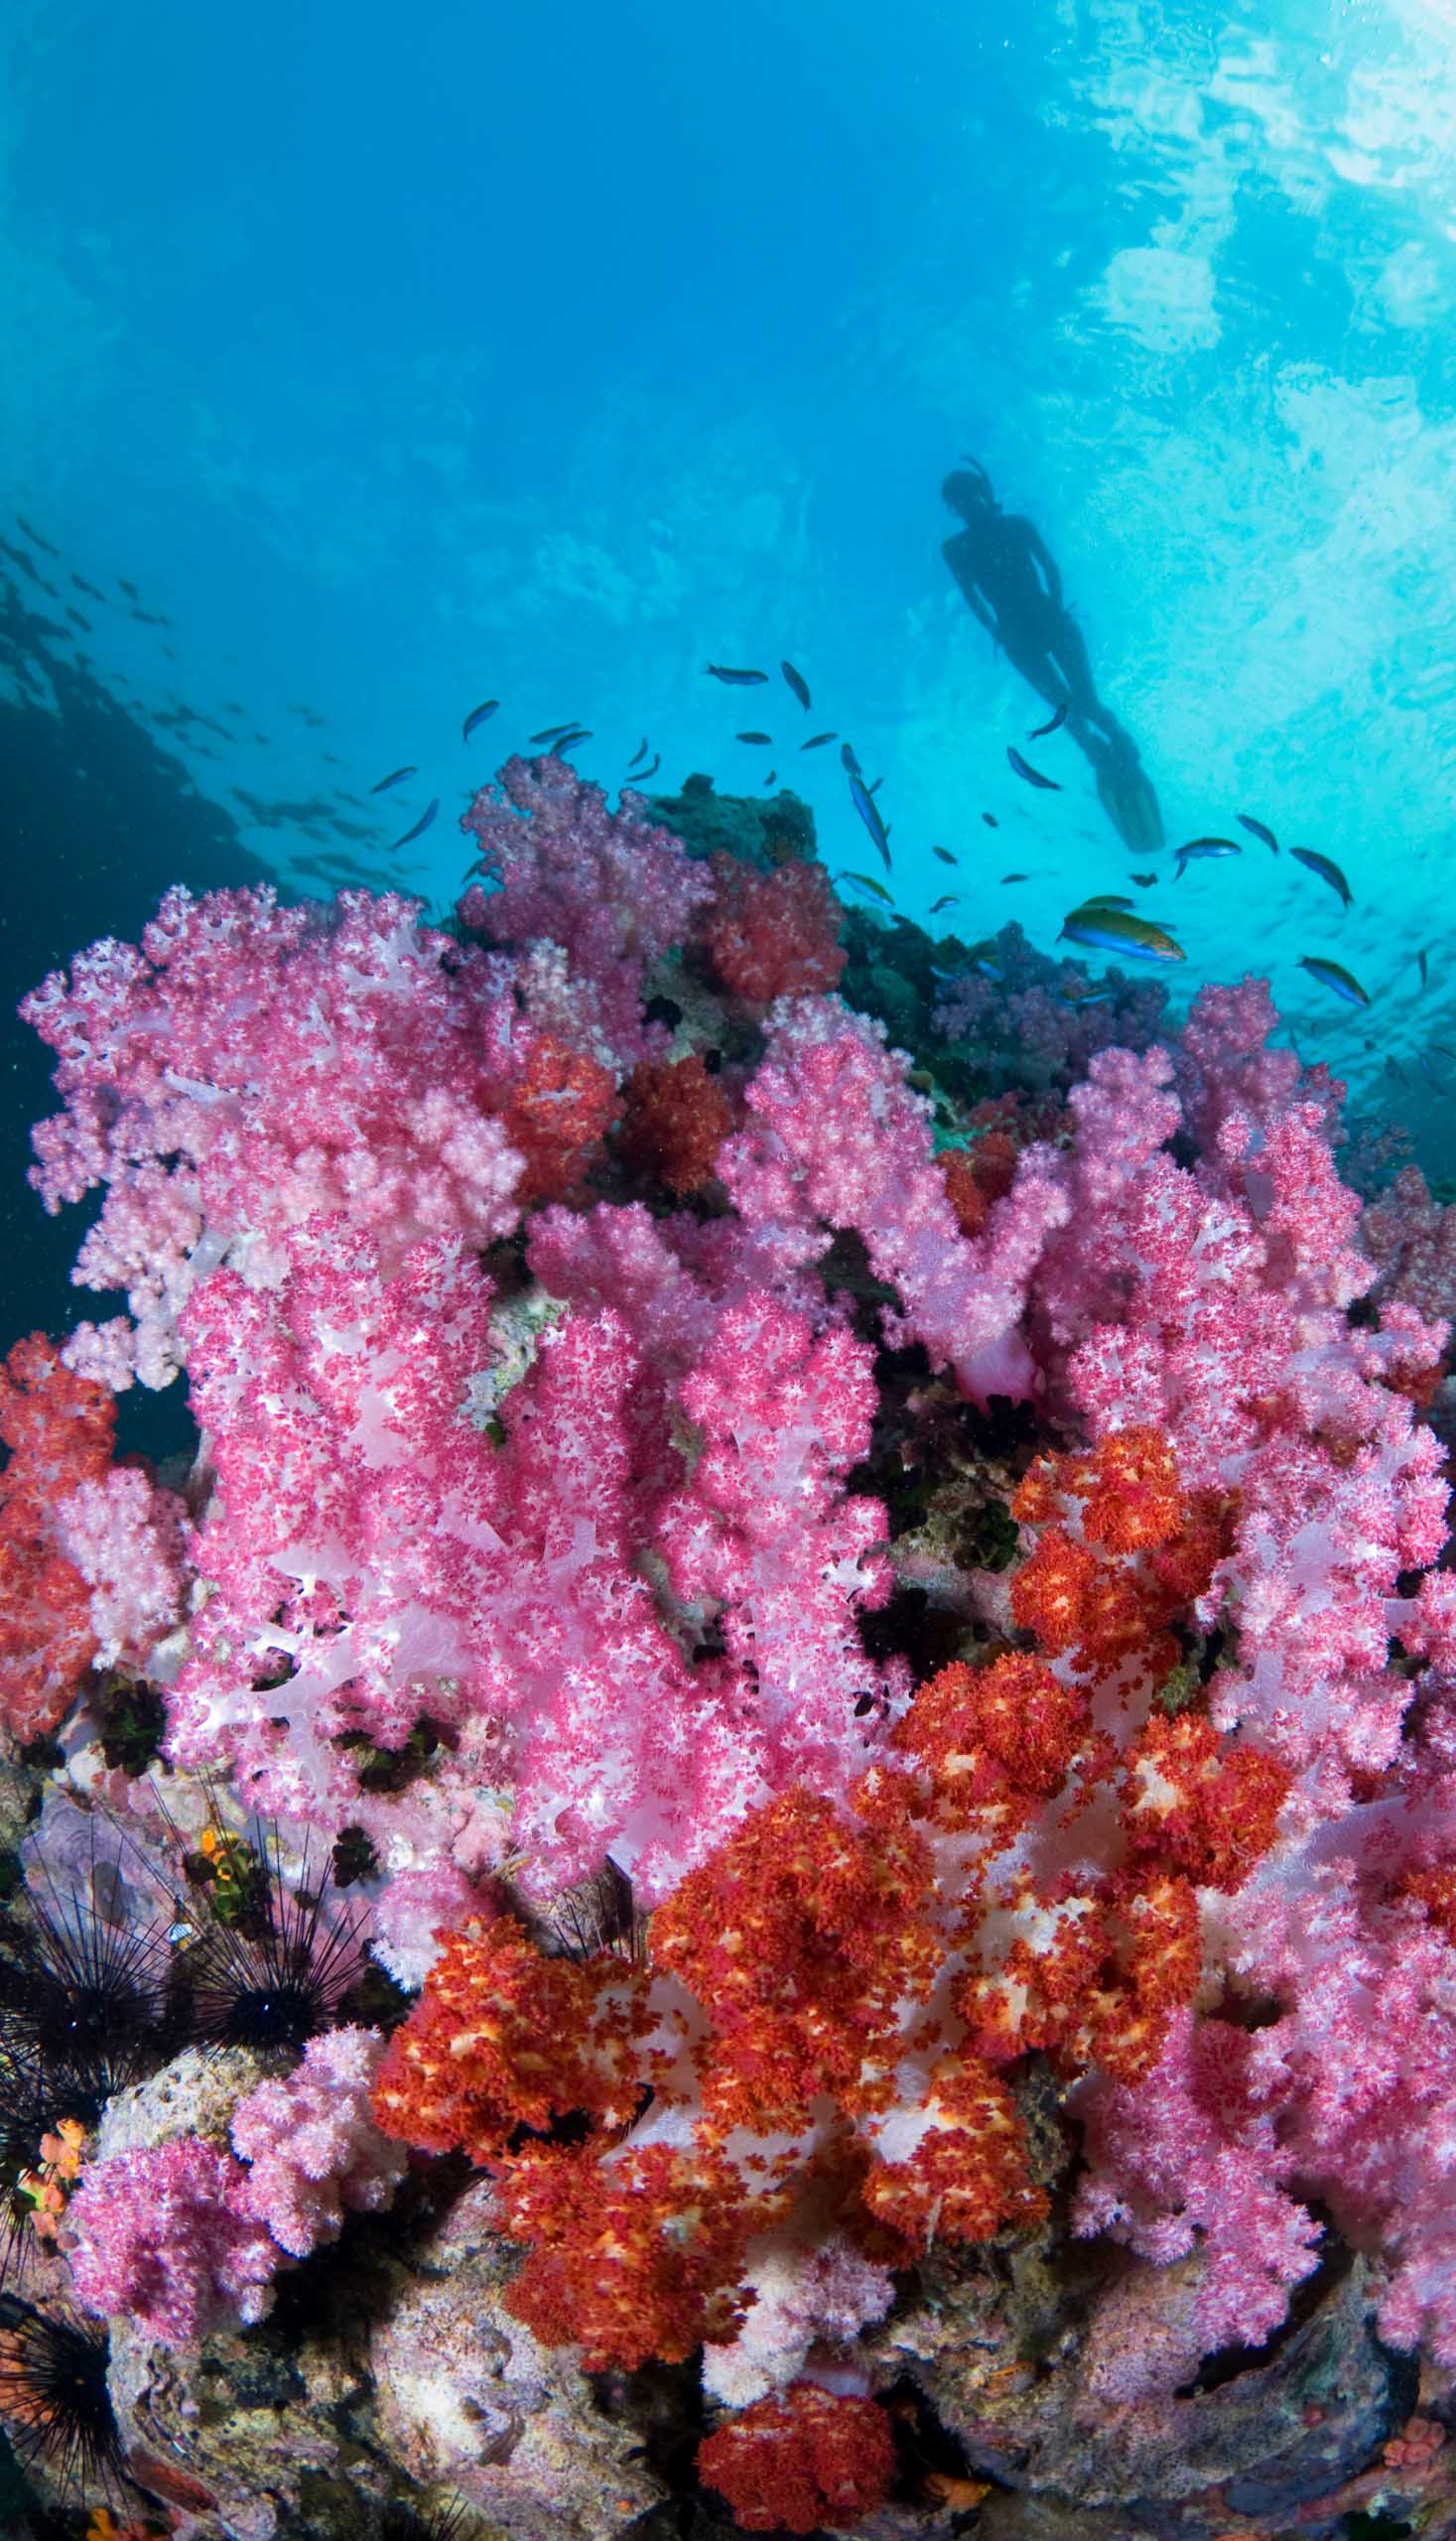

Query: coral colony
<box><xmin>2</xmin><ymin>752</ymin><xmax>1456</xmax><ymax>2535</ymax></box>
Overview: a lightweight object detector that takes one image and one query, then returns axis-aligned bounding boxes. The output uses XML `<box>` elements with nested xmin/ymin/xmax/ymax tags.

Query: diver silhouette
<box><xmin>942</xmin><ymin>463</ymin><xmax>1163</xmax><ymax>857</ymax></box>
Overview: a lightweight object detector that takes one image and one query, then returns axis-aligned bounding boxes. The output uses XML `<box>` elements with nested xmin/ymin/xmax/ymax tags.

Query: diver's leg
<box><xmin>1045</xmin><ymin>615</ymin><xmax>1108</xmax><ymax>729</ymax></box>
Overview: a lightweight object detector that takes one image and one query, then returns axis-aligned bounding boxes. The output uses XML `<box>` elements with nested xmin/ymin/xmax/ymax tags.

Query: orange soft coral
<box><xmin>698</xmin><ymin>2381</ymin><xmax>896</xmax><ymax>2535</ymax></box>
<box><xmin>1122</xmin><ymin>1711</ymin><xmax>1292</xmax><ymax>1892</ymax></box>
<box><xmin>1010</xmin><ymin>1428</ymin><xmax>1231</xmax><ymax>1684</ymax></box>
<box><xmin>369</xmin><ymin>1914</ymin><xmax>645</xmax><ymax>2160</ymax></box>
<box><xmin>495</xmin><ymin>2137</ymin><xmax>765</xmax><ymax>2369</ymax></box>
<box><xmin>619</xmin><ymin>1051</ymin><xmax>733</xmax><ymax>1195</ymax></box>
<box><xmin>649</xmin><ymin>1786</ymin><xmax>939</xmax><ymax>2133</ymax></box>
<box><xmin>887</xmin><ymin>1653</ymin><xmax>1089</xmax><ymax>1835</ymax></box>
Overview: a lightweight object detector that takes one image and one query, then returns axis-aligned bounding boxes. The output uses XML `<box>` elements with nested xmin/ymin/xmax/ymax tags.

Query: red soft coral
<box><xmin>0</xmin><ymin>1334</ymin><xmax>115</xmax><ymax>1741</ymax></box>
<box><xmin>701</xmin><ymin>856</ymin><xmax>845</xmax><ymax>1002</ymax></box>
<box><xmin>698</xmin><ymin>2381</ymin><xmax>895</xmax><ymax>2534</ymax></box>
<box><xmin>619</xmin><ymin>1051</ymin><xmax>732</xmax><ymax>1196</ymax></box>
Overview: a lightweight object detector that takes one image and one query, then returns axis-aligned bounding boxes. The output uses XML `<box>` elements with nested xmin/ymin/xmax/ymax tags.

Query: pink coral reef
<box><xmin>7</xmin><ymin>755</ymin><xmax>1456</xmax><ymax>2533</ymax></box>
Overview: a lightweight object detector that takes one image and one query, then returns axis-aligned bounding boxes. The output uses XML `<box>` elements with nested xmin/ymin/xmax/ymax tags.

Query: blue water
<box><xmin>3</xmin><ymin>0</ymin><xmax>1454</xmax><ymax>1346</ymax></box>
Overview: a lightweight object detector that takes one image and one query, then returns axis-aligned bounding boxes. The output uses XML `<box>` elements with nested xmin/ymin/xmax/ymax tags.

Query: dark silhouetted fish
<box><xmin>391</xmin><ymin>799</ymin><xmax>439</xmax><ymax>850</ymax></box>
<box><xmin>999</xmin><ymin>871</ymin><xmax>1028</xmax><ymax>883</ymax></box>
<box><xmin>626</xmin><ymin>753</ymin><xmax>661</xmax><ymax>784</ymax></box>
<box><xmin>626</xmin><ymin>736</ymin><xmax>649</xmax><ymax>770</ymax></box>
<box><xmin>736</xmin><ymin>731</ymin><xmax>772</xmax><ymax>744</ymax></box>
<box><xmin>70</xmin><ymin>573</ymin><xmax>105</xmax><ymax>601</ymax></box>
<box><xmin>867</xmin><ymin>778</ymin><xmax>883</xmax><ymax>795</ymax></box>
<box><xmin>841</xmin><ymin>741</ymin><xmax>862</xmax><ymax>776</ymax></box>
<box><xmin>463</xmin><ymin>699</ymin><xmax>499</xmax><ymax>742</ymax></box>
<box><xmin>1237</xmin><ymin>813</ymin><xmax>1278</xmax><ymax>852</ymax></box>
<box><xmin>840</xmin><ymin>870</ymin><xmax>893</xmax><ymax>906</ymax></box>
<box><xmin>530</xmin><ymin>722</ymin><xmax>583</xmax><ymax>745</ymax></box>
<box><xmin>66</xmin><ymin>607</ymin><xmax>91</xmax><ymax>632</ymax></box>
<box><xmin>134</xmin><ymin>608</ymin><xmax>169</xmax><ymax>625</ymax></box>
<box><xmin>1418</xmin><ymin>948</ymin><xmax>1429</xmax><ymax>990</ymax></box>
<box><xmin>983</xmin><ymin>812</ymin><xmax>998</xmax><ymax>827</ymax></box>
<box><xmin>932</xmin><ymin>847</ymin><xmax>957</xmax><ymax>866</ymax></box>
<box><xmin>764</xmin><ymin>770</ymin><xmax>777</xmax><ymax>786</ymax></box>
<box><xmin>1007</xmin><ymin>746</ymin><xmax>1061</xmax><ymax>790</ymax></box>
<box><xmin>1130</xmin><ymin>870</ymin><xmax>1157</xmax><ymax>885</ymax></box>
<box><xmin>1386</xmin><ymin>1056</ymin><xmax>1407</xmax><ymax>1085</ymax></box>
<box><xmin>1291</xmin><ymin>848</ymin><xmax>1352</xmax><ymax>908</ymax></box>
<box><xmin>707</xmin><ymin>664</ymin><xmax>768</xmax><ymax>685</ymax></box>
<box><xmin>930</xmin><ymin>894</ymin><xmax>960</xmax><ymax>912</ymax></box>
<box><xmin>800</xmin><ymin>733</ymin><xmax>837</xmax><ymax>750</ymax></box>
<box><xmin>781</xmin><ymin>660</ymin><xmax>811</xmax><ymax>711</ymax></box>
<box><xmin>16</xmin><ymin>516</ymin><xmax>60</xmax><ymax>557</ymax></box>
<box><xmin>371</xmin><ymin>765</ymin><xmax>418</xmax><ymax>793</ymax></box>
<box><xmin>551</xmin><ymin>729</ymin><xmax>593</xmax><ymax>751</ymax></box>
<box><xmin>1029</xmin><ymin>700</ymin><xmax>1068</xmax><ymax>739</ymax></box>
<box><xmin>117</xmin><ymin>576</ymin><xmax>140</xmax><ymax>601</ymax></box>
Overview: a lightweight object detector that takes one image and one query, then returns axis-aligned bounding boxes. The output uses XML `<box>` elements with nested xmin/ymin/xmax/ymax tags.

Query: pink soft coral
<box><xmin>229</xmin><ymin>2026</ymin><xmax>407</xmax><ymax>2257</ymax></box>
<box><xmin>66</xmin><ymin>2138</ymin><xmax>281</xmax><ymax>2343</ymax></box>
<box><xmin>461</xmin><ymin>755</ymin><xmax>711</xmax><ymax>1065</ymax></box>
<box><xmin>719</xmin><ymin>999</ymin><xmax>1069</xmax><ymax>1406</ymax></box>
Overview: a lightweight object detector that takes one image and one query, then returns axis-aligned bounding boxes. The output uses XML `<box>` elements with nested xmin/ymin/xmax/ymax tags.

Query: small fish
<box><xmin>66</xmin><ymin>607</ymin><xmax>91</xmax><ymax>631</ymax></box>
<box><xmin>781</xmin><ymin>660</ymin><xmax>811</xmax><ymax>711</ymax></box>
<box><xmin>1129</xmin><ymin>870</ymin><xmax>1158</xmax><ymax>886</ymax></box>
<box><xmin>930</xmin><ymin>894</ymin><xmax>961</xmax><ymax>912</ymax></box>
<box><xmin>735</xmin><ymin>731</ymin><xmax>772</xmax><ymax>744</ymax></box>
<box><xmin>1418</xmin><ymin>948</ymin><xmax>1429</xmax><ymax>990</ymax></box>
<box><xmin>1420</xmin><ymin>1051</ymin><xmax>1447</xmax><ymax>1086</ymax></box>
<box><xmin>530</xmin><ymin>722</ymin><xmax>583</xmax><ymax>745</ymax></box>
<box><xmin>867</xmin><ymin>777</ymin><xmax>884</xmax><ymax>796</ymax></box>
<box><xmin>135</xmin><ymin>608</ymin><xmax>169</xmax><ymax>625</ymax></box>
<box><xmin>982</xmin><ymin>813</ymin><xmax>998</xmax><ymax>828</ymax></box>
<box><xmin>1290</xmin><ymin>848</ymin><xmax>1353</xmax><ymax>908</ymax></box>
<box><xmin>549</xmin><ymin>729</ymin><xmax>593</xmax><ymax>751</ymax></box>
<box><xmin>70</xmin><ymin>572</ymin><xmax>104</xmax><ymax>600</ymax></box>
<box><xmin>391</xmin><ymin>798</ymin><xmax>439</xmax><ymax>850</ymax></box>
<box><xmin>764</xmin><ymin>770</ymin><xmax>777</xmax><ymax>786</ymax></box>
<box><xmin>706</xmin><ymin>664</ymin><xmax>768</xmax><ymax>685</ymax></box>
<box><xmin>975</xmin><ymin>958</ymin><xmax>1004</xmax><ymax>982</ymax></box>
<box><xmin>932</xmin><ymin>847</ymin><xmax>958</xmax><ymax>867</ymax></box>
<box><xmin>1237</xmin><ymin>813</ymin><xmax>1278</xmax><ymax>853</ymax></box>
<box><xmin>16</xmin><ymin>515</ymin><xmax>60</xmax><ymax>557</ymax></box>
<box><xmin>370</xmin><ymin>765</ymin><xmax>418</xmax><ymax>793</ymax></box>
<box><xmin>1059</xmin><ymin>905</ymin><xmax>1185</xmax><ymax>963</ymax></box>
<box><xmin>1174</xmin><ymin>837</ymin><xmax>1242</xmax><ymax>875</ymax></box>
<box><xmin>1029</xmin><ymin>700</ymin><xmax>1068</xmax><ymax>739</ymax></box>
<box><xmin>1297</xmin><ymin>954</ymin><xmax>1368</xmax><ymax>1006</ymax></box>
<box><xmin>1007</xmin><ymin>746</ymin><xmax>1060</xmax><ymax>790</ymax></box>
<box><xmin>839</xmin><ymin>870</ymin><xmax>894</xmax><ymax>906</ymax></box>
<box><xmin>999</xmin><ymin>871</ymin><xmax>1028</xmax><ymax>883</ymax></box>
<box><xmin>1060</xmin><ymin>988</ymin><xmax>1117</xmax><ymax>1005</ymax></box>
<box><xmin>1080</xmin><ymin>892</ymin><xmax>1134</xmax><ymax>909</ymax></box>
<box><xmin>1431</xmin><ymin>1043</ymin><xmax>1456</xmax><ymax>1061</ymax></box>
<box><xmin>626</xmin><ymin>736</ymin><xmax>650</xmax><ymax>770</ymax></box>
<box><xmin>841</xmin><ymin>742</ymin><xmax>862</xmax><ymax>776</ymax></box>
<box><xmin>1386</xmin><ymin>1057</ymin><xmax>1408</xmax><ymax>1086</ymax></box>
<box><xmin>800</xmin><ymin>732</ymin><xmax>837</xmax><ymax>750</ymax></box>
<box><xmin>117</xmin><ymin>576</ymin><xmax>140</xmax><ymax>601</ymax></box>
<box><xmin>463</xmin><ymin>699</ymin><xmax>499</xmax><ymax>742</ymax></box>
<box><xmin>625</xmin><ymin>753</ymin><xmax>661</xmax><ymax>785</ymax></box>
<box><xmin>849</xmin><ymin>770</ymin><xmax>892</xmax><ymax>872</ymax></box>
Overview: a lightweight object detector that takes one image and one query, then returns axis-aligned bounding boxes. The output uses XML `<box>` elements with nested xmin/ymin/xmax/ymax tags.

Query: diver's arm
<box><xmin>942</xmin><ymin>535</ymin><xmax>995</xmax><ymax>632</ymax></box>
<box><xmin>1022</xmin><ymin>524</ymin><xmax>1064</xmax><ymax>610</ymax></box>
